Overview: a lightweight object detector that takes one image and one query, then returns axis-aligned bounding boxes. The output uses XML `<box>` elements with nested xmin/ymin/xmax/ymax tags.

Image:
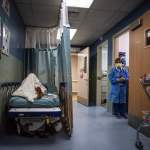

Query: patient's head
<box><xmin>35</xmin><ymin>86</ymin><xmax>44</xmax><ymax>99</ymax></box>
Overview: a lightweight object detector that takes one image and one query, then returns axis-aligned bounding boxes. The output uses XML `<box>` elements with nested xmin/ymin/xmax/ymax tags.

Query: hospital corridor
<box><xmin>0</xmin><ymin>0</ymin><xmax>150</xmax><ymax>150</ymax></box>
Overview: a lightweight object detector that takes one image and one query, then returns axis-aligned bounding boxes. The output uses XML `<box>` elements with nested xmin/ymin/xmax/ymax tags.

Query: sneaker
<box><xmin>115</xmin><ymin>114</ymin><xmax>121</xmax><ymax>119</ymax></box>
<box><xmin>120</xmin><ymin>114</ymin><xmax>128</xmax><ymax>119</ymax></box>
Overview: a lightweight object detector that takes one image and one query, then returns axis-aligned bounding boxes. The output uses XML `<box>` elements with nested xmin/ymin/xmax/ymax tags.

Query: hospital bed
<box><xmin>0</xmin><ymin>82</ymin><xmax>72</xmax><ymax>137</ymax></box>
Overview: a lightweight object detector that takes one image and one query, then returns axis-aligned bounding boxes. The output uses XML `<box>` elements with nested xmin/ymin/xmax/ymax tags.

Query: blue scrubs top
<box><xmin>108</xmin><ymin>67</ymin><xmax>128</xmax><ymax>103</ymax></box>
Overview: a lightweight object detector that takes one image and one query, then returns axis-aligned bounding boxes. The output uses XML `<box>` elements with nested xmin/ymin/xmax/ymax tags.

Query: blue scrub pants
<box><xmin>113</xmin><ymin>103</ymin><xmax>126</xmax><ymax>115</ymax></box>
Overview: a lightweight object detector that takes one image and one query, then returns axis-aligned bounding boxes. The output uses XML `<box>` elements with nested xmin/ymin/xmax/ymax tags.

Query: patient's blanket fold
<box><xmin>13</xmin><ymin>73</ymin><xmax>46</xmax><ymax>102</ymax></box>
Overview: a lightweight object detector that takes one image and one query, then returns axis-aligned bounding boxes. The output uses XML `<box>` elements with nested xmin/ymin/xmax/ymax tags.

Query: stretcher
<box><xmin>0</xmin><ymin>82</ymin><xmax>72</xmax><ymax>137</ymax></box>
<box><xmin>135</xmin><ymin>79</ymin><xmax>150</xmax><ymax>150</ymax></box>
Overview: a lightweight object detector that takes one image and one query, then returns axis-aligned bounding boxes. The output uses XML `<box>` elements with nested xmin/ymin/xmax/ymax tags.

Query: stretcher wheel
<box><xmin>67</xmin><ymin>130</ymin><xmax>72</xmax><ymax>138</ymax></box>
<box><xmin>135</xmin><ymin>141</ymin><xmax>144</xmax><ymax>150</ymax></box>
<box><xmin>66</xmin><ymin>127</ymin><xmax>72</xmax><ymax>138</ymax></box>
<box><xmin>17</xmin><ymin>124</ymin><xmax>22</xmax><ymax>135</ymax></box>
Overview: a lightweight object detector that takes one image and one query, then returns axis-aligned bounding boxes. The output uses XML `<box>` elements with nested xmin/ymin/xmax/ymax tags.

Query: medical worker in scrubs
<box><xmin>108</xmin><ymin>58</ymin><xmax>128</xmax><ymax>118</ymax></box>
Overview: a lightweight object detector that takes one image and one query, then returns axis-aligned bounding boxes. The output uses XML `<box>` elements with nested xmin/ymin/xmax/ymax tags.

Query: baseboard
<box><xmin>128</xmin><ymin>114</ymin><xmax>150</xmax><ymax>137</ymax></box>
<box><xmin>72</xmin><ymin>92</ymin><xmax>78</xmax><ymax>94</ymax></box>
<box><xmin>77</xmin><ymin>96</ymin><xmax>89</xmax><ymax>106</ymax></box>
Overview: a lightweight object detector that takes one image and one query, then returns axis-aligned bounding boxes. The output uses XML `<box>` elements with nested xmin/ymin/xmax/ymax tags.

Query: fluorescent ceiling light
<box><xmin>66</xmin><ymin>0</ymin><xmax>94</xmax><ymax>8</ymax></box>
<box><xmin>57</xmin><ymin>28</ymin><xmax>61</xmax><ymax>40</ymax></box>
<box><xmin>70</xmin><ymin>29</ymin><xmax>77</xmax><ymax>40</ymax></box>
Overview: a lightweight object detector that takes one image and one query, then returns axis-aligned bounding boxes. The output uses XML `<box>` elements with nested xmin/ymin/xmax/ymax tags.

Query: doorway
<box><xmin>113</xmin><ymin>30</ymin><xmax>130</xmax><ymax>113</ymax></box>
<box><xmin>96</xmin><ymin>41</ymin><xmax>108</xmax><ymax>107</ymax></box>
<box><xmin>113</xmin><ymin>30</ymin><xmax>129</xmax><ymax>67</ymax></box>
<box><xmin>71</xmin><ymin>47</ymin><xmax>89</xmax><ymax>106</ymax></box>
<box><xmin>71</xmin><ymin>53</ymin><xmax>78</xmax><ymax>101</ymax></box>
<box><xmin>77</xmin><ymin>47</ymin><xmax>89</xmax><ymax>106</ymax></box>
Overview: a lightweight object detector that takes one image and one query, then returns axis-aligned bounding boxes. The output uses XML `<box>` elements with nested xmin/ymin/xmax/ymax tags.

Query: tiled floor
<box><xmin>0</xmin><ymin>102</ymin><xmax>150</xmax><ymax>150</ymax></box>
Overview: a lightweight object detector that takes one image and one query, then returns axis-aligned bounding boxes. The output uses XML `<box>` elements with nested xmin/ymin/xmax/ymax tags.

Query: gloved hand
<box><xmin>120</xmin><ymin>77</ymin><xmax>125</xmax><ymax>81</ymax></box>
<box><xmin>117</xmin><ymin>77</ymin><xmax>125</xmax><ymax>82</ymax></box>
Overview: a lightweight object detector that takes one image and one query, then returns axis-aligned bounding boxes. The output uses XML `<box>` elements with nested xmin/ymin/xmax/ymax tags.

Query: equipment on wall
<box><xmin>0</xmin><ymin>18</ymin><xmax>11</xmax><ymax>58</ymax></box>
<box><xmin>2</xmin><ymin>23</ymin><xmax>10</xmax><ymax>55</ymax></box>
<box><xmin>130</xmin><ymin>18</ymin><xmax>142</xmax><ymax>31</ymax></box>
<box><xmin>135</xmin><ymin>75</ymin><xmax>150</xmax><ymax>150</ymax></box>
<box><xmin>145</xmin><ymin>28</ymin><xmax>150</xmax><ymax>47</ymax></box>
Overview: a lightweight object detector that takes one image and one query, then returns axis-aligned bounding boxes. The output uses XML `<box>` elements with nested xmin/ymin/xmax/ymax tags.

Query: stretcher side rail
<box><xmin>0</xmin><ymin>82</ymin><xmax>21</xmax><ymax>132</ymax></box>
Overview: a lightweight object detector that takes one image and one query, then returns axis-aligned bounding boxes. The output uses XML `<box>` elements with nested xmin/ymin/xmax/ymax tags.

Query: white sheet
<box><xmin>9</xmin><ymin>107</ymin><xmax>61</xmax><ymax>112</ymax></box>
<box><xmin>12</xmin><ymin>73</ymin><xmax>46</xmax><ymax>102</ymax></box>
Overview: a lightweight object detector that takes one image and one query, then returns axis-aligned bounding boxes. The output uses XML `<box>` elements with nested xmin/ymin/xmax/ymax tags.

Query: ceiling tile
<box><xmin>15</xmin><ymin>0</ymin><xmax>31</xmax><ymax>4</ymax></box>
<box><xmin>68</xmin><ymin>7</ymin><xmax>88</xmax><ymax>22</ymax></box>
<box><xmin>103</xmin><ymin>11</ymin><xmax>127</xmax><ymax>31</ymax></box>
<box><xmin>69</xmin><ymin>21</ymin><xmax>80</xmax><ymax>28</ymax></box>
<box><xmin>85</xmin><ymin>10</ymin><xmax>113</xmax><ymax>22</ymax></box>
<box><xmin>119</xmin><ymin>0</ymin><xmax>144</xmax><ymax>12</ymax></box>
<box><xmin>15</xmin><ymin>0</ymin><xmax>146</xmax><ymax>46</ymax></box>
<box><xmin>32</xmin><ymin>5</ymin><xmax>59</xmax><ymax>14</ymax></box>
<box><xmin>77</xmin><ymin>10</ymin><xmax>113</xmax><ymax>33</ymax></box>
<box><xmin>16</xmin><ymin>3</ymin><xmax>33</xmax><ymax>17</ymax></box>
<box><xmin>15</xmin><ymin>0</ymin><xmax>60</xmax><ymax>27</ymax></box>
<box><xmin>91</xmin><ymin>0</ymin><xmax>126</xmax><ymax>11</ymax></box>
<box><xmin>71</xmin><ymin>0</ymin><xmax>145</xmax><ymax>45</ymax></box>
<box><xmin>31</xmin><ymin>0</ymin><xmax>61</xmax><ymax>6</ymax></box>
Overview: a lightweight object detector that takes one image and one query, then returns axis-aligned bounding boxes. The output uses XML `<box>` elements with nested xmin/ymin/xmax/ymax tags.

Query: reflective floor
<box><xmin>0</xmin><ymin>102</ymin><xmax>150</xmax><ymax>150</ymax></box>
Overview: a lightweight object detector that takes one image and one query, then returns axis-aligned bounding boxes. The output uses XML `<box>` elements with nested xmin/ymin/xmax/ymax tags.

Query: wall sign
<box><xmin>2</xmin><ymin>0</ymin><xmax>10</xmax><ymax>16</ymax></box>
<box><xmin>145</xmin><ymin>28</ymin><xmax>150</xmax><ymax>47</ymax></box>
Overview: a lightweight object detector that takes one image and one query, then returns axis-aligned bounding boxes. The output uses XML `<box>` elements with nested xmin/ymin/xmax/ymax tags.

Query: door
<box><xmin>96</xmin><ymin>41</ymin><xmax>108</xmax><ymax>106</ymax></box>
<box><xmin>77</xmin><ymin>47</ymin><xmax>89</xmax><ymax>106</ymax></box>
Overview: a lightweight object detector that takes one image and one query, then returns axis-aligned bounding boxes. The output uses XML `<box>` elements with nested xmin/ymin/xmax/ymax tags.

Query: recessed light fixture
<box><xmin>57</xmin><ymin>28</ymin><xmax>77</xmax><ymax>40</ymax></box>
<box><xmin>66</xmin><ymin>0</ymin><xmax>94</xmax><ymax>8</ymax></box>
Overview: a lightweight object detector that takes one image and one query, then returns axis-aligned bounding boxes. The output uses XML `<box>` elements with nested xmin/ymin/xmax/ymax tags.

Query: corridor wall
<box><xmin>89</xmin><ymin>0</ymin><xmax>150</xmax><ymax>135</ymax></box>
<box><xmin>0</xmin><ymin>0</ymin><xmax>25</xmax><ymax>130</ymax></box>
<box><xmin>128</xmin><ymin>10</ymin><xmax>150</xmax><ymax>136</ymax></box>
<box><xmin>0</xmin><ymin>0</ymin><xmax>25</xmax><ymax>82</ymax></box>
<box><xmin>89</xmin><ymin>0</ymin><xmax>150</xmax><ymax>107</ymax></box>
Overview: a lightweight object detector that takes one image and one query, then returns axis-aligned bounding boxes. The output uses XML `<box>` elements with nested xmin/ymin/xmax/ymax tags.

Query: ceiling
<box><xmin>14</xmin><ymin>0</ymin><xmax>61</xmax><ymax>28</ymax></box>
<box><xmin>14</xmin><ymin>0</ymin><xmax>145</xmax><ymax>46</ymax></box>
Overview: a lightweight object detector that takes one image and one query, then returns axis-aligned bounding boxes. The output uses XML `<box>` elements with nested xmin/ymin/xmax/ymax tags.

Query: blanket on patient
<box><xmin>13</xmin><ymin>73</ymin><xmax>46</xmax><ymax>102</ymax></box>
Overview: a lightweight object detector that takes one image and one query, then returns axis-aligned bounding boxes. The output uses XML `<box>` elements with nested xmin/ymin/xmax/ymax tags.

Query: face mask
<box><xmin>115</xmin><ymin>63</ymin><xmax>122</xmax><ymax>68</ymax></box>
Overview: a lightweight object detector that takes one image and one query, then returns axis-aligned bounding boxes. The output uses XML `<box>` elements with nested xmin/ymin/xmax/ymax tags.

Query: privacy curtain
<box><xmin>24</xmin><ymin>26</ymin><xmax>59</xmax><ymax>89</ymax></box>
<box><xmin>23</xmin><ymin>0</ymin><xmax>73</xmax><ymax>133</ymax></box>
<box><xmin>25</xmin><ymin>27</ymin><xmax>59</xmax><ymax>49</ymax></box>
<box><xmin>24</xmin><ymin>48</ymin><xmax>58</xmax><ymax>89</ymax></box>
<box><xmin>57</xmin><ymin>27</ymin><xmax>73</xmax><ymax>129</ymax></box>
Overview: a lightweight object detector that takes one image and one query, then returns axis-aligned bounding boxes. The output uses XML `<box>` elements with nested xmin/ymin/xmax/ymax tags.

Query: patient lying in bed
<box><xmin>10</xmin><ymin>73</ymin><xmax>59</xmax><ymax>108</ymax></box>
<box><xmin>13</xmin><ymin>73</ymin><xmax>47</xmax><ymax>102</ymax></box>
